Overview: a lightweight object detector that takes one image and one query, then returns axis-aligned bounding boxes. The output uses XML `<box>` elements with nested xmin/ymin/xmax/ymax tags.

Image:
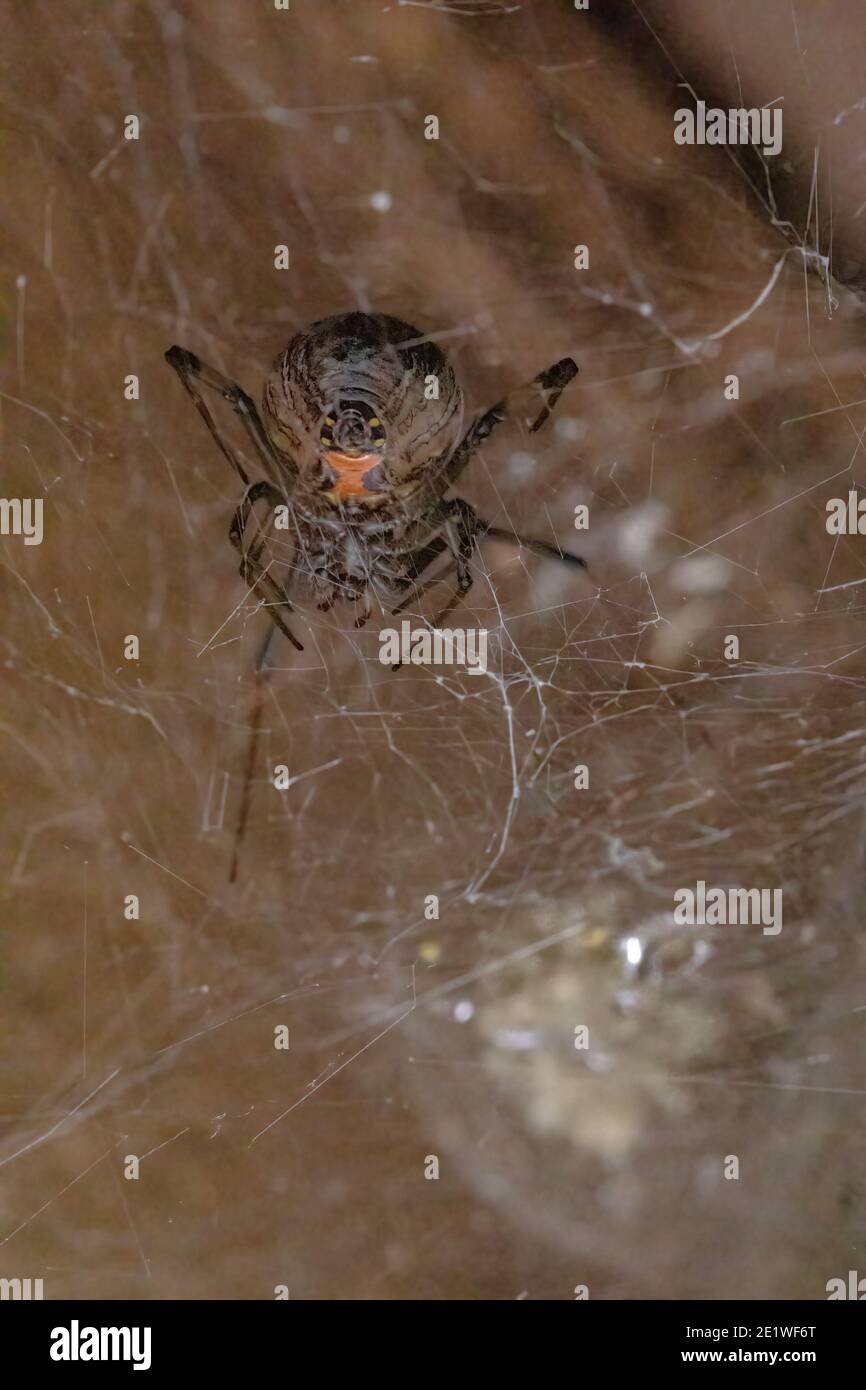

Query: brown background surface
<box><xmin>1</xmin><ymin>0</ymin><xmax>866</xmax><ymax>1299</ymax></box>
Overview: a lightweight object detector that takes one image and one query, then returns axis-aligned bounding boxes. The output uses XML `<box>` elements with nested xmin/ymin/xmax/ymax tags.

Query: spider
<box><xmin>165</xmin><ymin>311</ymin><xmax>586</xmax><ymax>875</ymax></box>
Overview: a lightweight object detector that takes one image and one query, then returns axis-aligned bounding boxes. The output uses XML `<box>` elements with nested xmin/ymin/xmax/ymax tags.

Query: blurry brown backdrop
<box><xmin>2</xmin><ymin>0</ymin><xmax>866</xmax><ymax>1299</ymax></box>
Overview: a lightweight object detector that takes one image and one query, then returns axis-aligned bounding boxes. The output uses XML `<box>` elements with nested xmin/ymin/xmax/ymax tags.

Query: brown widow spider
<box><xmin>166</xmin><ymin>312</ymin><xmax>586</xmax><ymax>878</ymax></box>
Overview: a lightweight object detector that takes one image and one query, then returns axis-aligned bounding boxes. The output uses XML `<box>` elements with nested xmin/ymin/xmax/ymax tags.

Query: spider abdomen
<box><xmin>263</xmin><ymin>312</ymin><xmax>464</xmax><ymax>506</ymax></box>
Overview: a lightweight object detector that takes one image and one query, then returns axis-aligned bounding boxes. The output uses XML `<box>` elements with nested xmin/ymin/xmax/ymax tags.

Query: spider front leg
<box><xmin>165</xmin><ymin>344</ymin><xmax>285</xmax><ymax>486</ymax></box>
<box><xmin>435</xmin><ymin>350</ymin><xmax>587</xmax><ymax>574</ymax></box>
<box><xmin>229</xmin><ymin>481</ymin><xmax>305</xmax><ymax>652</ymax></box>
<box><xmin>442</xmin><ymin>356</ymin><xmax>578</xmax><ymax>488</ymax></box>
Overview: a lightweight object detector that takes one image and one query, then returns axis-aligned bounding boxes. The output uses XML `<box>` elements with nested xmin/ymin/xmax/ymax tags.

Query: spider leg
<box><xmin>229</xmin><ymin>480</ymin><xmax>284</xmax><ymax>554</ymax></box>
<box><xmin>404</xmin><ymin>535</ymin><xmax>450</xmax><ymax>580</ymax></box>
<box><xmin>166</xmin><ymin>345</ymin><xmax>286</xmax><ymax>486</ymax></box>
<box><xmin>390</xmin><ymin>521</ymin><xmax>496</xmax><ymax>614</ymax></box>
<box><xmin>245</xmin><ymin>575</ymin><xmax>302</xmax><ymax>649</ymax></box>
<box><xmin>390</xmin><ymin>557</ymin><xmax>458</xmax><ymax>616</ymax></box>
<box><xmin>229</xmin><ymin>623</ymin><xmax>276</xmax><ymax>884</ymax></box>
<box><xmin>482</xmin><ymin>524</ymin><xmax>587</xmax><ymax>571</ymax></box>
<box><xmin>229</xmin><ymin>483</ymin><xmax>305</xmax><ymax>652</ymax></box>
<box><xmin>390</xmin><ymin>501</ymin><xmax>478</xmax><ymax>669</ymax></box>
<box><xmin>429</xmin><ymin>500</ymin><xmax>477</xmax><ymax>626</ymax></box>
<box><xmin>428</xmin><ymin>578</ymin><xmax>474</xmax><ymax>631</ymax></box>
<box><xmin>441</xmin><ymin>356</ymin><xmax>578</xmax><ymax>488</ymax></box>
<box><xmin>396</xmin><ymin>500</ymin><xmax>478</xmax><ymax>617</ymax></box>
<box><xmin>390</xmin><ymin>536</ymin><xmax>454</xmax><ymax>615</ymax></box>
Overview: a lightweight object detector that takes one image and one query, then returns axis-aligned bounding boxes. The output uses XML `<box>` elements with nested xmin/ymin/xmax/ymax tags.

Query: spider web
<box><xmin>1</xmin><ymin>0</ymin><xmax>866</xmax><ymax>1300</ymax></box>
